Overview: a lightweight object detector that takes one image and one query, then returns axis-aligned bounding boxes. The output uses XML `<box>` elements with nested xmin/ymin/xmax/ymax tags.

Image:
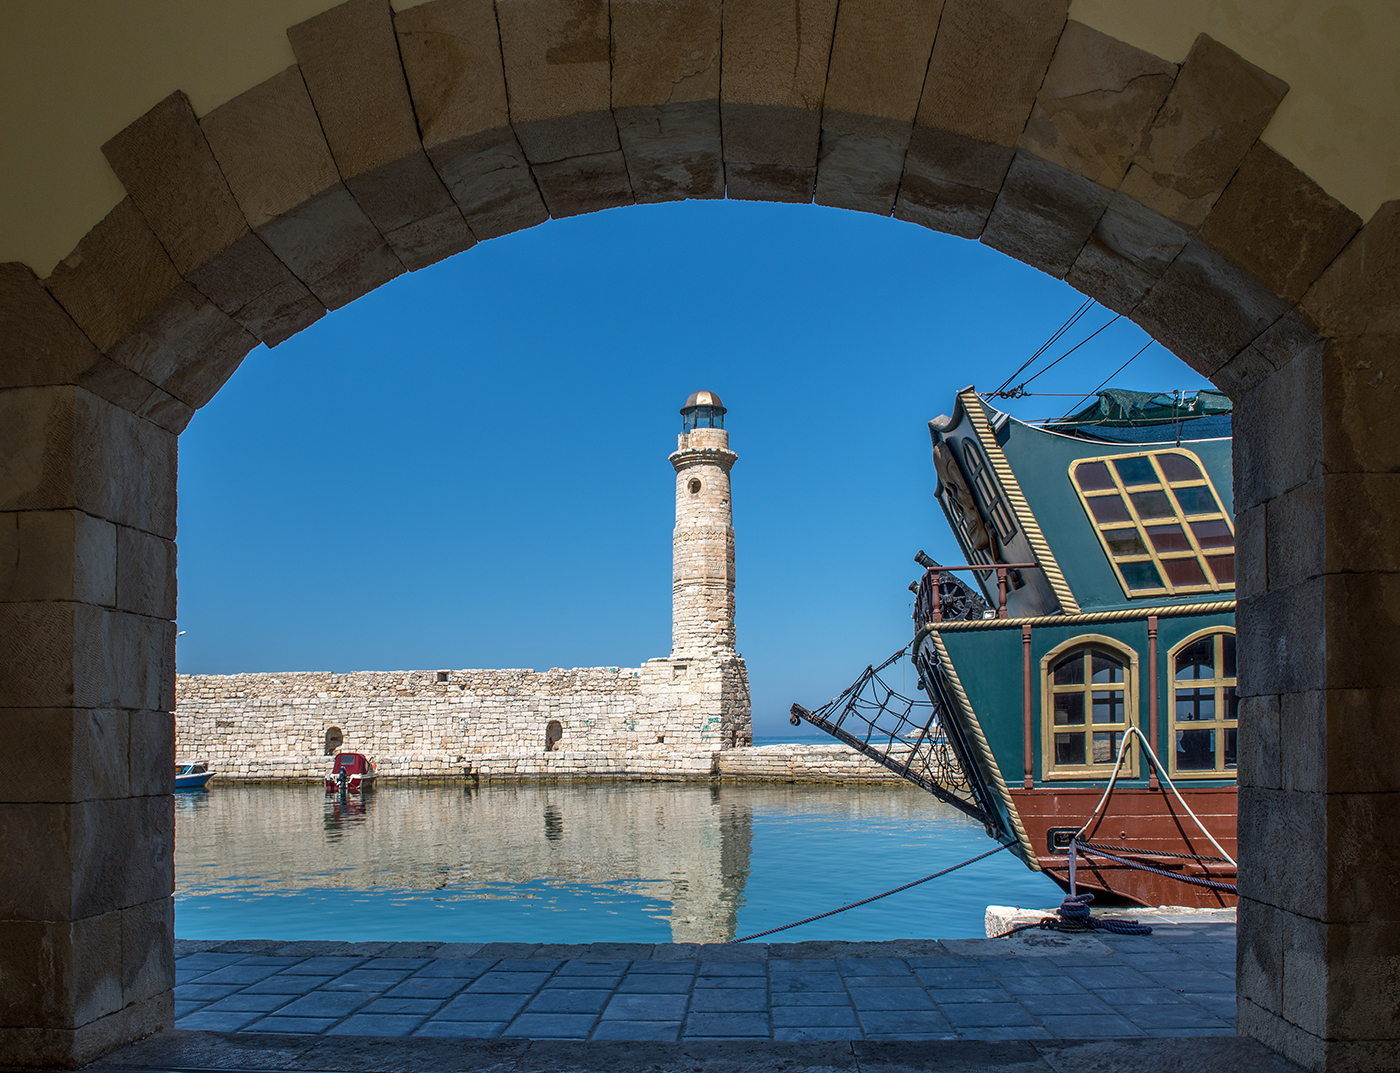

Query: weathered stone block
<box><xmin>1327</xmin><ymin>793</ymin><xmax>1400</xmax><ymax>925</ymax></box>
<box><xmin>724</xmin><ymin>162</ymin><xmax>814</xmax><ymax>205</ymax></box>
<box><xmin>1132</xmin><ymin>238</ymin><xmax>1291</xmax><ymax>380</ymax></box>
<box><xmin>1235</xmin><ymin>895</ymin><xmax>1283</xmax><ymax>1016</ymax></box>
<box><xmin>1235</xmin><ymin>579</ymin><xmax>1325</xmax><ymax>698</ymax></box>
<box><xmin>893</xmin><ymin>128</ymin><xmax>1010</xmax><ymax>237</ymax></box>
<box><xmin>1278</xmin><ymin>689</ymin><xmax>1325</xmax><ymax>796</ymax></box>
<box><xmin>1210</xmin><ymin>339</ymin><xmax>1274</xmax><ymax>401</ymax></box>
<box><xmin>0</xmin><ymin>510</ymin><xmax>116</xmax><ymax>606</ymax></box>
<box><xmin>201</xmin><ymin>67</ymin><xmax>404</xmax><ymax>310</ymax></box>
<box><xmin>115</xmin><ymin>526</ymin><xmax>175</xmax><ymax>620</ymax></box>
<box><xmin>1200</xmin><ymin>142</ymin><xmax>1361</xmax><ymax>307</ymax></box>
<box><xmin>1019</xmin><ymin>20</ymin><xmax>1176</xmax><ymax>189</ymax></box>
<box><xmin>815</xmin><ymin>0</ymin><xmax>942</xmax><ymax>214</ymax></box>
<box><xmin>1303</xmin><ymin>200</ymin><xmax>1400</xmax><ymax>338</ymax></box>
<box><xmin>289</xmin><ymin>0</ymin><xmax>475</xmax><ymax>270</ymax></box>
<box><xmin>1280</xmin><ymin>908</ymin><xmax>1328</xmax><ymax>1038</ymax></box>
<box><xmin>532</xmin><ymin>151</ymin><xmax>634</xmax><ymax>217</ymax></box>
<box><xmin>0</xmin><ymin>386</ymin><xmax>177</xmax><ymax>538</ymax></box>
<box><xmin>396</xmin><ymin>0</ymin><xmax>549</xmax><ymax>239</ymax></box>
<box><xmin>1120</xmin><ymin>34</ymin><xmax>1289</xmax><ymax>230</ymax></box>
<box><xmin>615</xmin><ymin>101</ymin><xmax>723</xmax><ymax>203</ymax></box>
<box><xmin>1237</xmin><ymin>785</ymin><xmax>1326</xmax><ymax>918</ymax></box>
<box><xmin>1266</xmin><ymin>477</ymin><xmax>1325</xmax><ymax>591</ymax></box>
<box><xmin>1235</xmin><ymin>692</ymin><xmax>1280</xmax><ymax>791</ymax></box>
<box><xmin>720</xmin><ymin>0</ymin><xmax>836</xmax><ymax>172</ymax></box>
<box><xmin>0</xmin><ymin>708</ymin><xmax>130</xmax><ymax>803</ymax></box>
<box><xmin>1233</xmin><ymin>501</ymin><xmax>1265</xmax><ymax>601</ymax></box>
<box><xmin>1316</xmin><ymin>919</ymin><xmax>1400</xmax><ymax>1043</ymax></box>
<box><xmin>0</xmin><ymin>913</ymin><xmax>124</xmax><ymax>1029</ymax></box>
<box><xmin>1326</xmin><ymin>572</ymin><xmax>1400</xmax><ymax>691</ymax></box>
<box><xmin>1316</xmin><ymin>690</ymin><xmax>1400</xmax><ymax>797</ymax></box>
<box><xmin>915</xmin><ymin>0</ymin><xmax>1067</xmax><ymax>148</ymax></box>
<box><xmin>497</xmin><ymin>0</ymin><xmax>614</xmax><ymax>163</ymax></box>
<box><xmin>100</xmin><ymin>92</ymin><xmax>323</xmax><ymax>346</ymax></box>
<box><xmin>1233</xmin><ymin>344</ymin><xmax>1322</xmax><ymax>511</ymax></box>
<box><xmin>121</xmin><ymin>898</ymin><xmax>174</xmax><ymax>1007</ymax></box>
<box><xmin>1318</xmin><ymin>334</ymin><xmax>1400</xmax><ymax>477</ymax></box>
<box><xmin>1065</xmin><ymin>191</ymin><xmax>1189</xmax><ymax>315</ymax></box>
<box><xmin>0</xmin><ymin>263</ymin><xmax>104</xmax><ymax>389</ymax></box>
<box><xmin>981</xmin><ymin>152</ymin><xmax>1113</xmax><ymax>278</ymax></box>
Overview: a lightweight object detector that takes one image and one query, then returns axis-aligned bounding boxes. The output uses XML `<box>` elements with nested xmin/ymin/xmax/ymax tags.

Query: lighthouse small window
<box><xmin>688</xmin><ymin>479</ymin><xmax>702</xmax><ymax>495</ymax></box>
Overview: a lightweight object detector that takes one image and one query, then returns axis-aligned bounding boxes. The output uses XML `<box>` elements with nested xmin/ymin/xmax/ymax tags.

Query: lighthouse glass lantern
<box><xmin>681</xmin><ymin>390</ymin><xmax>726</xmax><ymax>431</ymax></box>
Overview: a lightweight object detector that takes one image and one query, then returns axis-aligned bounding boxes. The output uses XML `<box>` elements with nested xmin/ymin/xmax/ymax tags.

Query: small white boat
<box><xmin>175</xmin><ymin>760</ymin><xmax>216</xmax><ymax>790</ymax></box>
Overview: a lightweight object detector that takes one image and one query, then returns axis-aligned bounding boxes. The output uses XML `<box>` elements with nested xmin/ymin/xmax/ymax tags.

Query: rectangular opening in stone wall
<box><xmin>436</xmin><ymin>671</ymin><xmax>449</xmax><ymax>683</ymax></box>
<box><xmin>673</xmin><ymin>665</ymin><xmax>688</xmax><ymax>679</ymax></box>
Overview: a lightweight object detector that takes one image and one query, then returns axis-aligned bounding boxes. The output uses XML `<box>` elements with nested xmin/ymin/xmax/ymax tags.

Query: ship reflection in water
<box><xmin>175</xmin><ymin>782</ymin><xmax>1061</xmax><ymax>943</ymax></box>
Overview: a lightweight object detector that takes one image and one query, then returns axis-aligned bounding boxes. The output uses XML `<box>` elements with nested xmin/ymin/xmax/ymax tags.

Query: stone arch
<box><xmin>324</xmin><ymin>725</ymin><xmax>343</xmax><ymax>756</ymax></box>
<box><xmin>544</xmin><ymin>719</ymin><xmax>564</xmax><ymax>752</ymax></box>
<box><xmin>3</xmin><ymin>1</ymin><xmax>1396</xmax><ymax>1069</ymax></box>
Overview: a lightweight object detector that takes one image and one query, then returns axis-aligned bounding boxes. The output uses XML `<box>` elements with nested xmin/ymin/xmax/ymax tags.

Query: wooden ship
<box><xmin>793</xmin><ymin>387</ymin><xmax>1237</xmax><ymax>907</ymax></box>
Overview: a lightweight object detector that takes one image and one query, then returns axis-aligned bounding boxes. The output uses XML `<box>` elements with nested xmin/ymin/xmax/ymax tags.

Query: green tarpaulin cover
<box><xmin>1047</xmin><ymin>389</ymin><xmax>1232</xmax><ymax>431</ymax></box>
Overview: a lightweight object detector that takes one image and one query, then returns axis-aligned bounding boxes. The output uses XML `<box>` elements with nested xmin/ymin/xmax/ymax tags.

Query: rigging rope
<box><xmin>728</xmin><ymin>843</ymin><xmax>1011</xmax><ymax>943</ymax></box>
<box><xmin>992</xmin><ymin>298</ymin><xmax>1095</xmax><ymax>395</ymax></box>
<box><xmin>1055</xmin><ymin>340</ymin><xmax>1155</xmax><ymax>420</ymax></box>
<box><xmin>1001</xmin><ymin>314</ymin><xmax>1123</xmax><ymax>397</ymax></box>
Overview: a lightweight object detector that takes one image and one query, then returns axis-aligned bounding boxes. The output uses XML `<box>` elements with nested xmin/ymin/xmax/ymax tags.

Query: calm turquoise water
<box><xmin>174</xmin><ymin>779</ymin><xmax>1062</xmax><ymax>944</ymax></box>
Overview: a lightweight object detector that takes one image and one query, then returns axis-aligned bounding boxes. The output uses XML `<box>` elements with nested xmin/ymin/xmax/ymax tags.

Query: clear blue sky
<box><xmin>176</xmin><ymin>199</ymin><xmax>1212</xmax><ymax>738</ymax></box>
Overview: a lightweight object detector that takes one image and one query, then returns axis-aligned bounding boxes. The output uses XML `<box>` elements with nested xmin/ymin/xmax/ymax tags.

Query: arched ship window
<box><xmin>1169</xmin><ymin>629</ymin><xmax>1239</xmax><ymax>777</ymax></box>
<box><xmin>959</xmin><ymin>439</ymin><xmax>1018</xmax><ymax>544</ymax></box>
<box><xmin>1069</xmin><ymin>448</ymin><xmax>1234</xmax><ymax>598</ymax></box>
<box><xmin>1041</xmin><ymin>637</ymin><xmax>1139</xmax><ymax>779</ymax></box>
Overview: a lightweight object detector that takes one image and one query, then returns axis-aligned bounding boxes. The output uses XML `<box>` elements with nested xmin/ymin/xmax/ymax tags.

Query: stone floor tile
<box><xmin>844</xmin><ymin>974</ymin><xmax>924</xmax><ymax>989</ymax></box>
<box><xmin>503</xmin><ymin>1013</ymin><xmax>597</xmax><ymax>1038</ymax></box>
<box><xmin>776</xmin><ymin>1027</ymin><xmax>861</xmax><ymax>1041</ymax></box>
<box><xmin>362</xmin><ymin>957</ymin><xmax>433</xmax><ymax>970</ymax></box>
<box><xmin>1039</xmin><ymin>1013</ymin><xmax>1148</xmax><ymax>1037</ymax></box>
<box><xmin>589</xmin><ymin>1020</ymin><xmax>682</xmax><ymax>1041</ymax></box>
<box><xmin>384</xmin><ymin>976</ymin><xmax>470</xmax><ymax>1000</ymax></box>
<box><xmin>1143</xmin><ymin>969</ymin><xmax>1235</xmax><ymax>993</ymax></box>
<box><xmin>770</xmin><ymin>959</ymin><xmax>840</xmax><ymax>973</ymax></box>
<box><xmin>1123</xmin><ymin>1003</ymin><xmax>1230</xmax><ymax>1029</ymax></box>
<box><xmin>240</xmin><ymin>1016</ymin><xmax>338</xmax><ymax>1034</ymax></box>
<box><xmin>1092</xmin><ymin>986</ymin><xmax>1193</xmax><ymax>1007</ymax></box>
<box><xmin>557</xmin><ymin>959</ymin><xmax>631</xmax><ymax>975</ymax></box>
<box><xmin>328</xmin><ymin>1013</ymin><xmax>427</xmax><ymax>1036</ymax></box>
<box><xmin>174</xmin><ymin>952</ymin><xmax>249</xmax><ymax>969</ymax></box>
<box><xmin>856</xmin><ymin>1010</ymin><xmax>956</xmax><ymax>1035</ymax></box>
<box><xmin>770</xmin><ymin>974</ymin><xmax>845</xmax><ymax>994</ymax></box>
<box><xmin>698</xmin><ymin>961</ymin><xmax>766</xmax><ymax>976</ymax></box>
<box><xmin>693</xmin><ymin>975</ymin><xmax>767</xmax><ymax>989</ymax></box>
<box><xmin>904</xmin><ymin>956</ymin><xmax>973</xmax><ymax>969</ymax></box>
<box><xmin>320</xmin><ymin>969</ymin><xmax>414</xmax><ymax>991</ymax></box>
<box><xmin>936</xmin><ymin>1003</ymin><xmax>1038</xmax><ymax>1028</ymax></box>
<box><xmin>279</xmin><ymin>956</ymin><xmax>367</xmax><ymax>975</ymax></box>
<box><xmin>1184</xmin><ymin>994</ymin><xmax>1237</xmax><ymax>1020</ymax></box>
<box><xmin>237</xmin><ymin>956</ymin><xmax>305</xmax><ymax>966</ymax></box>
<box><xmin>436</xmin><ymin>993</ymin><xmax>531</xmax><ymax>1021</ymax></box>
<box><xmin>915</xmin><ymin>966</ymin><xmax>998</xmax><ymax>989</ymax></box>
<box><xmin>602</xmin><ymin>993</ymin><xmax>689</xmax><ymax>1020</ymax></box>
<box><xmin>474</xmin><ymin>944</ymin><xmax>540</xmax><ymax>960</ymax></box>
<box><xmin>955</xmin><ymin>1025</ymin><xmax>1055</xmax><ymax>1040</ymax></box>
<box><xmin>847</xmin><ymin>987</ymin><xmax>935</xmax><ymax>1011</ymax></box>
<box><xmin>466</xmin><ymin>972</ymin><xmax>552</xmax><ymax>994</ymax></box>
<box><xmin>242</xmin><ymin>974</ymin><xmax>335</xmax><ymax>995</ymax></box>
<box><xmin>996</xmin><ymin>974</ymin><xmax>1089</xmax><ymax>996</ymax></box>
<box><xmin>185</xmin><ymin>964</ymin><xmax>284</xmax><ymax>986</ymax></box>
<box><xmin>688</xmin><ymin>988</ymin><xmax>770</xmax><ymax>1013</ymax></box>
<box><xmin>975</xmin><ymin>956</ymin><xmax>1074</xmax><ymax>977</ymax></box>
<box><xmin>838</xmin><ymin>959</ymin><xmax>910</xmax><ymax>976</ymax></box>
<box><xmin>412</xmin><ymin>958</ymin><xmax>497</xmax><ymax>978</ymax></box>
<box><xmin>174</xmin><ymin>1010</ymin><xmax>263</xmax><ymax>1032</ymax></box>
<box><xmin>526</xmin><ymin>989</ymin><xmax>614</xmax><ymax>1015</ymax></box>
<box><xmin>173</xmin><ymin>1001</ymin><xmax>207</xmax><ymax>1018</ymax></box>
<box><xmin>616</xmin><ymin>974</ymin><xmax>693</xmax><ymax>993</ymax></box>
<box><xmin>584</xmin><ymin>943</ymin><xmax>655</xmax><ymax>960</ymax></box>
<box><xmin>624</xmin><ymin>961</ymin><xmax>697</xmax><ymax>974</ymax></box>
<box><xmin>770</xmin><ymin>991</ymin><xmax>850</xmax><ymax>1007</ymax></box>
<box><xmin>1017</xmin><ymin>992</ymin><xmax>1115</xmax><ymax>1016</ymax></box>
<box><xmin>275</xmin><ymin>991</ymin><xmax>374</xmax><ymax>1018</ymax></box>
<box><xmin>362</xmin><ymin>997</ymin><xmax>447</xmax><ymax>1016</ymax></box>
<box><xmin>414</xmin><ymin>1020</ymin><xmax>509</xmax><ymax>1038</ymax></box>
<box><xmin>173</xmin><ymin>983</ymin><xmax>244</xmax><ymax>1001</ymax></box>
<box><xmin>683</xmin><ymin>1012</ymin><xmax>770</xmax><ymax>1038</ymax></box>
<box><xmin>493</xmin><ymin>958</ymin><xmax>563</xmax><ymax>972</ymax></box>
<box><xmin>771</xmin><ymin>1005</ymin><xmax>859</xmax><ymax>1028</ymax></box>
<box><xmin>1062</xmin><ymin>965</ymin><xmax>1154</xmax><ymax>990</ymax></box>
<box><xmin>927</xmin><ymin>988</ymin><xmax>1015</xmax><ymax>1004</ymax></box>
<box><xmin>1143</xmin><ymin>1026</ymin><xmax>1235</xmax><ymax>1037</ymax></box>
<box><xmin>203</xmin><ymin>993</ymin><xmax>296</xmax><ymax>1014</ymax></box>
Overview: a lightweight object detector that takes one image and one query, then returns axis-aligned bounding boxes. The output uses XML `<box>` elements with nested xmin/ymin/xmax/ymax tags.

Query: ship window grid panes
<box><xmin>1169</xmin><ymin>629</ymin><xmax>1238</xmax><ymax>778</ymax></box>
<box><xmin>961</xmin><ymin>440</ymin><xmax>1018</xmax><ymax>544</ymax></box>
<box><xmin>1041</xmin><ymin>637</ymin><xmax>1138</xmax><ymax>780</ymax></box>
<box><xmin>1069</xmin><ymin>448</ymin><xmax>1234</xmax><ymax>598</ymax></box>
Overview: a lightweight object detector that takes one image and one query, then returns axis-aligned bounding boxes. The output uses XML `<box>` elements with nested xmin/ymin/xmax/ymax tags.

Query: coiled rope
<box><xmin>728</xmin><ymin>843</ymin><xmax>1011</xmax><ymax>943</ymax></box>
<box><xmin>993</xmin><ymin>891</ymin><xmax>1153</xmax><ymax>938</ymax></box>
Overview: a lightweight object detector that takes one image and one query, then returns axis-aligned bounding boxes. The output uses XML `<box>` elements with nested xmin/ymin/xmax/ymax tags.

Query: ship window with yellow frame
<box><xmin>1069</xmin><ymin>449</ymin><xmax>1234</xmax><ymax>598</ymax></box>
<box><xmin>1170</xmin><ymin>629</ymin><xmax>1238</xmax><ymax>777</ymax></box>
<box><xmin>1041</xmin><ymin>636</ymin><xmax>1138</xmax><ymax>778</ymax></box>
<box><xmin>960</xmin><ymin>439</ymin><xmax>1018</xmax><ymax>544</ymax></box>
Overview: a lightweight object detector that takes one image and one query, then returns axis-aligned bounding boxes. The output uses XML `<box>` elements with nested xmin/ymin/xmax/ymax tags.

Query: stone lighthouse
<box><xmin>639</xmin><ymin>391</ymin><xmax>752</xmax><ymax>749</ymax></box>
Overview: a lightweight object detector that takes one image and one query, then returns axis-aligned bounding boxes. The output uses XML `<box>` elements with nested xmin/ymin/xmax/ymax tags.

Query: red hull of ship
<box><xmin>1010</xmin><ymin>786</ymin><xmax>1237</xmax><ymax>908</ymax></box>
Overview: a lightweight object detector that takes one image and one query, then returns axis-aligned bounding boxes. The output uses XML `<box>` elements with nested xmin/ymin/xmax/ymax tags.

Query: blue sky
<box><xmin>175</xmin><ymin>198</ymin><xmax>1212</xmax><ymax>738</ymax></box>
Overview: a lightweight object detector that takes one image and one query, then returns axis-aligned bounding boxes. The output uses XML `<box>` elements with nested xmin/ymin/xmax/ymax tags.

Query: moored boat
<box><xmin>325</xmin><ymin>752</ymin><xmax>376</xmax><ymax>793</ymax></box>
<box><xmin>175</xmin><ymin>760</ymin><xmax>216</xmax><ymax>790</ymax></box>
<box><xmin>794</xmin><ymin>386</ymin><xmax>1237</xmax><ymax>908</ymax></box>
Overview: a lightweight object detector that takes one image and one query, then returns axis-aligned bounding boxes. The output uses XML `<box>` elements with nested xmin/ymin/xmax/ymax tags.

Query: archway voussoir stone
<box><xmin>1303</xmin><ymin>200</ymin><xmax>1400</xmax><ymax>338</ymax></box>
<box><xmin>1064</xmin><ymin>191</ymin><xmax>1188</xmax><ymax>315</ymax></box>
<box><xmin>200</xmin><ymin>67</ymin><xmax>404</xmax><ymax>312</ymax></box>
<box><xmin>718</xmin><ymin>0</ymin><xmax>833</xmax><ymax>204</ymax></box>
<box><xmin>611</xmin><ymin>0</ymin><xmax>723</xmax><ymax>204</ymax></box>
<box><xmin>1119</xmin><ymin>33</ymin><xmax>1289</xmax><ymax>232</ymax></box>
<box><xmin>980</xmin><ymin>151</ymin><xmax>1112</xmax><ymax>279</ymax></box>
<box><xmin>394</xmin><ymin>0</ymin><xmax>549</xmax><ymax>241</ymax></box>
<box><xmin>289</xmin><ymin>0</ymin><xmax>476</xmax><ymax>271</ymax></box>
<box><xmin>100</xmin><ymin>92</ymin><xmax>323</xmax><ymax>348</ymax></box>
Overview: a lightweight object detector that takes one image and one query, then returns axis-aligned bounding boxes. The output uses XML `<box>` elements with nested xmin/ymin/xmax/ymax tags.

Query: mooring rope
<box><xmin>1073</xmin><ymin>844</ymin><xmax>1239</xmax><ymax>895</ymax></box>
<box><xmin>992</xmin><ymin>891</ymin><xmax>1153</xmax><ymax>938</ymax></box>
<box><xmin>728</xmin><ymin>843</ymin><xmax>1011</xmax><ymax>943</ymax></box>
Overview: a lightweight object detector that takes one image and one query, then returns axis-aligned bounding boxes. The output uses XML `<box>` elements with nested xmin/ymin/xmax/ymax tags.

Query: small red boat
<box><xmin>325</xmin><ymin>752</ymin><xmax>376</xmax><ymax>793</ymax></box>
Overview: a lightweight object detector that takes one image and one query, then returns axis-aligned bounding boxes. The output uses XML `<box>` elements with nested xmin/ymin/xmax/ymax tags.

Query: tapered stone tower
<box><xmin>638</xmin><ymin>391</ymin><xmax>752</xmax><ymax>749</ymax></box>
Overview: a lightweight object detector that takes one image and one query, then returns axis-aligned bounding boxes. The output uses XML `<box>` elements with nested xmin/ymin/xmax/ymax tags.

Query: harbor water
<box><xmin>175</xmin><ymin>779</ymin><xmax>1062</xmax><ymax>944</ymax></box>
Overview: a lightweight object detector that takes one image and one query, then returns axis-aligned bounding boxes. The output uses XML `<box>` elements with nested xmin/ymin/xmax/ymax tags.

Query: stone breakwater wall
<box><xmin>175</xmin><ymin>667</ymin><xmax>905</xmax><ymax>783</ymax></box>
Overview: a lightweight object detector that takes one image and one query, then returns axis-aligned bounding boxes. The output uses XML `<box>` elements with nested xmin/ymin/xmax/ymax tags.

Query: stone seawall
<box><xmin>176</xmin><ymin>669</ymin><xmax>907</xmax><ymax>783</ymax></box>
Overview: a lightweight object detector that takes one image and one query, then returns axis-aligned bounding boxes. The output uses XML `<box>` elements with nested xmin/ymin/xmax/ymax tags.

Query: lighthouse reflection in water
<box><xmin>175</xmin><ymin>782</ymin><xmax>1061</xmax><ymax>943</ymax></box>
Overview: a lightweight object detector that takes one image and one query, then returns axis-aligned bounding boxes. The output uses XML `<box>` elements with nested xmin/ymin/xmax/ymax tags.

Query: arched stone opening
<box><xmin>544</xmin><ymin>719</ymin><xmax>564</xmax><ymax>752</ymax></box>
<box><xmin>324</xmin><ymin>726</ymin><xmax>343</xmax><ymax>756</ymax></box>
<box><xmin>1</xmin><ymin>2</ymin><xmax>1395</xmax><ymax>1069</ymax></box>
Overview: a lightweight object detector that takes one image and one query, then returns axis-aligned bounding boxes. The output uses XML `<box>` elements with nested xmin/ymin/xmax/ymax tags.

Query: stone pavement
<box><xmin>165</xmin><ymin>919</ymin><xmax>1236</xmax><ymax>1045</ymax></box>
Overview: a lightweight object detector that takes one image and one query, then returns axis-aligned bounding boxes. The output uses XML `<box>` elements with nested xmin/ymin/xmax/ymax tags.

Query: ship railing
<box><xmin>909</xmin><ymin>551</ymin><xmax>1043</xmax><ymax>622</ymax></box>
